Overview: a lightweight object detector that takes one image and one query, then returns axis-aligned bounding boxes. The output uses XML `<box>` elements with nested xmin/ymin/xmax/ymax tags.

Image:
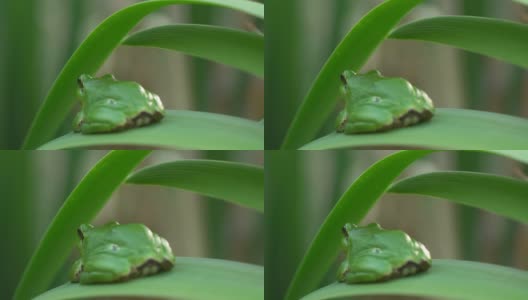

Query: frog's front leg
<box><xmin>78</xmin><ymin>107</ymin><xmax>129</xmax><ymax>134</ymax></box>
<box><xmin>343</xmin><ymin>106</ymin><xmax>394</xmax><ymax>134</ymax></box>
<box><xmin>79</xmin><ymin>255</ymin><xmax>132</xmax><ymax>284</ymax></box>
<box><xmin>340</xmin><ymin>256</ymin><xmax>394</xmax><ymax>283</ymax></box>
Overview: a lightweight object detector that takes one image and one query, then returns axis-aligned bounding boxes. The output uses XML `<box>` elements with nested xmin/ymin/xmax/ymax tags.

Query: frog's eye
<box><xmin>371</xmin><ymin>248</ymin><xmax>382</xmax><ymax>254</ymax></box>
<box><xmin>105</xmin><ymin>98</ymin><xmax>117</xmax><ymax>105</ymax></box>
<box><xmin>77</xmin><ymin>228</ymin><xmax>85</xmax><ymax>240</ymax></box>
<box><xmin>77</xmin><ymin>78</ymin><xmax>84</xmax><ymax>89</ymax></box>
<box><xmin>340</xmin><ymin>74</ymin><xmax>348</xmax><ymax>85</ymax></box>
<box><xmin>372</xmin><ymin>97</ymin><xmax>381</xmax><ymax>103</ymax></box>
<box><xmin>341</xmin><ymin>226</ymin><xmax>349</xmax><ymax>237</ymax></box>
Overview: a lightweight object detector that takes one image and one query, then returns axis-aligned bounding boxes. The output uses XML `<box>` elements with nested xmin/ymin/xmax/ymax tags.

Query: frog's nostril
<box><xmin>77</xmin><ymin>78</ymin><xmax>84</xmax><ymax>89</ymax></box>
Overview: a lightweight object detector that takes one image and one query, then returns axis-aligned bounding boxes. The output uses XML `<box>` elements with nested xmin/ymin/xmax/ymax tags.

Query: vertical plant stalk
<box><xmin>5</xmin><ymin>0</ymin><xmax>40</xmax><ymax>149</ymax></box>
<box><xmin>456</xmin><ymin>0</ymin><xmax>490</xmax><ymax>261</ymax></box>
<box><xmin>265</xmin><ymin>151</ymin><xmax>306</xmax><ymax>300</ymax></box>
<box><xmin>1</xmin><ymin>153</ymin><xmax>34</xmax><ymax>299</ymax></box>
<box><xmin>265</xmin><ymin>0</ymin><xmax>301</xmax><ymax>149</ymax></box>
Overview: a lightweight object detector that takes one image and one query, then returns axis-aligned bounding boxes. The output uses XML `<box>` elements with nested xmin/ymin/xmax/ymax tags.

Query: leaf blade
<box><xmin>388</xmin><ymin>171</ymin><xmax>528</xmax><ymax>224</ymax></box>
<box><xmin>285</xmin><ymin>150</ymin><xmax>433</xmax><ymax>300</ymax></box>
<box><xmin>281</xmin><ymin>0</ymin><xmax>423</xmax><ymax>149</ymax></box>
<box><xmin>390</xmin><ymin>16</ymin><xmax>528</xmax><ymax>68</ymax></box>
<box><xmin>302</xmin><ymin>260</ymin><xmax>528</xmax><ymax>300</ymax></box>
<box><xmin>123</xmin><ymin>24</ymin><xmax>263</xmax><ymax>77</ymax></box>
<box><xmin>126</xmin><ymin>159</ymin><xmax>264</xmax><ymax>212</ymax></box>
<box><xmin>38</xmin><ymin>110</ymin><xmax>264</xmax><ymax>150</ymax></box>
<box><xmin>301</xmin><ymin>109</ymin><xmax>528</xmax><ymax>150</ymax></box>
<box><xmin>14</xmin><ymin>151</ymin><xmax>151</xmax><ymax>300</ymax></box>
<box><xmin>22</xmin><ymin>0</ymin><xmax>264</xmax><ymax>149</ymax></box>
<box><xmin>34</xmin><ymin>257</ymin><xmax>263</xmax><ymax>300</ymax></box>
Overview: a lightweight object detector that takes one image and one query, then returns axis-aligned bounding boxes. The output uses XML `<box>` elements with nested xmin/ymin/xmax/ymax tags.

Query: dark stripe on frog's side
<box><xmin>379</xmin><ymin>259</ymin><xmax>431</xmax><ymax>282</ymax></box>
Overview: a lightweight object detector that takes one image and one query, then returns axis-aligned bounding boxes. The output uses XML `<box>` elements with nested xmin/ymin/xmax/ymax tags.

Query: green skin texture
<box><xmin>336</xmin><ymin>70</ymin><xmax>435</xmax><ymax>134</ymax></box>
<box><xmin>73</xmin><ymin>74</ymin><xmax>165</xmax><ymax>134</ymax></box>
<box><xmin>70</xmin><ymin>222</ymin><xmax>175</xmax><ymax>284</ymax></box>
<box><xmin>338</xmin><ymin>223</ymin><xmax>432</xmax><ymax>283</ymax></box>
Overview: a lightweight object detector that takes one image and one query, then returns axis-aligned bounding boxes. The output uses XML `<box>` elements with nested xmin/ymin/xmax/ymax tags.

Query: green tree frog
<box><xmin>337</xmin><ymin>223</ymin><xmax>431</xmax><ymax>283</ymax></box>
<box><xmin>336</xmin><ymin>70</ymin><xmax>434</xmax><ymax>134</ymax></box>
<box><xmin>70</xmin><ymin>222</ymin><xmax>175</xmax><ymax>284</ymax></box>
<box><xmin>73</xmin><ymin>74</ymin><xmax>165</xmax><ymax>134</ymax></box>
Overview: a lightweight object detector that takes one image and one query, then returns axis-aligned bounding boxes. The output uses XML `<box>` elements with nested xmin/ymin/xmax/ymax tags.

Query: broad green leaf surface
<box><xmin>14</xmin><ymin>151</ymin><xmax>151</xmax><ymax>300</ymax></box>
<box><xmin>301</xmin><ymin>109</ymin><xmax>528</xmax><ymax>150</ymax></box>
<box><xmin>127</xmin><ymin>159</ymin><xmax>264</xmax><ymax>212</ymax></box>
<box><xmin>390</xmin><ymin>16</ymin><xmax>528</xmax><ymax>68</ymax></box>
<box><xmin>513</xmin><ymin>0</ymin><xmax>528</xmax><ymax>5</ymax></box>
<box><xmin>22</xmin><ymin>0</ymin><xmax>264</xmax><ymax>149</ymax></box>
<box><xmin>285</xmin><ymin>150</ymin><xmax>433</xmax><ymax>300</ymax></box>
<box><xmin>38</xmin><ymin>110</ymin><xmax>264</xmax><ymax>150</ymax></box>
<box><xmin>281</xmin><ymin>0</ymin><xmax>423</xmax><ymax>149</ymax></box>
<box><xmin>485</xmin><ymin>150</ymin><xmax>528</xmax><ymax>164</ymax></box>
<box><xmin>302</xmin><ymin>260</ymin><xmax>528</xmax><ymax>300</ymax></box>
<box><xmin>35</xmin><ymin>257</ymin><xmax>263</xmax><ymax>300</ymax></box>
<box><xmin>389</xmin><ymin>171</ymin><xmax>528</xmax><ymax>223</ymax></box>
<box><xmin>123</xmin><ymin>24</ymin><xmax>264</xmax><ymax>77</ymax></box>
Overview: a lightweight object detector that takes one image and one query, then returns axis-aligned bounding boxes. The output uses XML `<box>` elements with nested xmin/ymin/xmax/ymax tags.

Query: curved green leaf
<box><xmin>389</xmin><ymin>171</ymin><xmax>528</xmax><ymax>223</ymax></box>
<box><xmin>14</xmin><ymin>151</ymin><xmax>151</xmax><ymax>300</ymax></box>
<box><xmin>126</xmin><ymin>159</ymin><xmax>264</xmax><ymax>212</ymax></box>
<box><xmin>285</xmin><ymin>150</ymin><xmax>433</xmax><ymax>300</ymax></box>
<box><xmin>302</xmin><ymin>260</ymin><xmax>528</xmax><ymax>300</ymax></box>
<box><xmin>123</xmin><ymin>24</ymin><xmax>263</xmax><ymax>77</ymax></box>
<box><xmin>22</xmin><ymin>0</ymin><xmax>264</xmax><ymax>149</ymax></box>
<box><xmin>301</xmin><ymin>109</ymin><xmax>528</xmax><ymax>150</ymax></box>
<box><xmin>281</xmin><ymin>0</ymin><xmax>423</xmax><ymax>149</ymax></box>
<box><xmin>34</xmin><ymin>257</ymin><xmax>263</xmax><ymax>300</ymax></box>
<box><xmin>390</xmin><ymin>16</ymin><xmax>528</xmax><ymax>68</ymax></box>
<box><xmin>38</xmin><ymin>110</ymin><xmax>264</xmax><ymax>150</ymax></box>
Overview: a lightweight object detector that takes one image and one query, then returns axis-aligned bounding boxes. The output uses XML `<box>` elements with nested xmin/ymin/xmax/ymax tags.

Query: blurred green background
<box><xmin>0</xmin><ymin>0</ymin><xmax>264</xmax><ymax>149</ymax></box>
<box><xmin>1</xmin><ymin>150</ymin><xmax>263</xmax><ymax>299</ymax></box>
<box><xmin>265</xmin><ymin>0</ymin><xmax>528</xmax><ymax>149</ymax></box>
<box><xmin>265</xmin><ymin>150</ymin><xmax>528</xmax><ymax>300</ymax></box>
